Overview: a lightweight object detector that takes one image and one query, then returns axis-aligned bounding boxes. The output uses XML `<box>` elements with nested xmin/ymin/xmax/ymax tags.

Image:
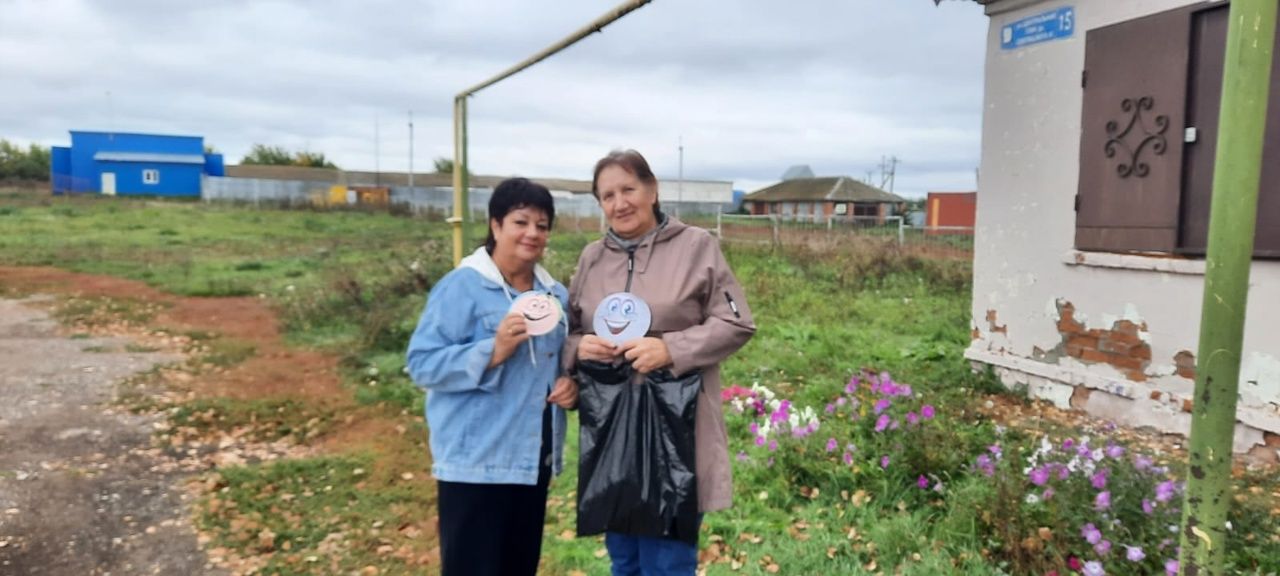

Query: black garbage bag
<box><xmin>575</xmin><ymin>359</ymin><xmax>701</xmax><ymax>544</ymax></box>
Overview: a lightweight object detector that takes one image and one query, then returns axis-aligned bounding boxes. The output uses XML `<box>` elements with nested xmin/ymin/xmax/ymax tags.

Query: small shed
<box><xmin>743</xmin><ymin>176</ymin><xmax>907</xmax><ymax>223</ymax></box>
<box><xmin>925</xmin><ymin>191</ymin><xmax>977</xmax><ymax>235</ymax></box>
<box><xmin>50</xmin><ymin>131</ymin><xmax>224</xmax><ymax>197</ymax></box>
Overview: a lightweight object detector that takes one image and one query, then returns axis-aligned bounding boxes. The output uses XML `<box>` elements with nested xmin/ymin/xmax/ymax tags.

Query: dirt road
<box><xmin>0</xmin><ymin>296</ymin><xmax>220</xmax><ymax>575</ymax></box>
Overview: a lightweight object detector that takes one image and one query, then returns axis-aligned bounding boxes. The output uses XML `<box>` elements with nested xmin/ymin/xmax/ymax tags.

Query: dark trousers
<box><xmin>437</xmin><ymin>406</ymin><xmax>552</xmax><ymax>576</ymax></box>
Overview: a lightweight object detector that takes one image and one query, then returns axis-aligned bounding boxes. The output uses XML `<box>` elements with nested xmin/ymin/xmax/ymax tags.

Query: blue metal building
<box><xmin>50</xmin><ymin>131</ymin><xmax>225</xmax><ymax>196</ymax></box>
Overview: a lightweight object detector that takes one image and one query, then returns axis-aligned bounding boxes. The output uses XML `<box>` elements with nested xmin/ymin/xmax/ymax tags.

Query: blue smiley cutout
<box><xmin>592</xmin><ymin>292</ymin><xmax>652</xmax><ymax>345</ymax></box>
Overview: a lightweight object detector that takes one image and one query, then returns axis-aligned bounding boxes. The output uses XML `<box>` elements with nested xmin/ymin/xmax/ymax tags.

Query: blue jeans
<box><xmin>604</xmin><ymin>531</ymin><xmax>699</xmax><ymax>576</ymax></box>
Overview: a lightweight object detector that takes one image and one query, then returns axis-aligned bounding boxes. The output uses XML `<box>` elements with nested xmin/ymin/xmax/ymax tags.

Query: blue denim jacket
<box><xmin>406</xmin><ymin>248</ymin><xmax>569</xmax><ymax>485</ymax></box>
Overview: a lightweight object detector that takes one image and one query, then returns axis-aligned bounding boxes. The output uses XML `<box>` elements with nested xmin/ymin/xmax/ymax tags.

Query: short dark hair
<box><xmin>591</xmin><ymin>149</ymin><xmax>662</xmax><ymax>218</ymax></box>
<box><xmin>485</xmin><ymin>177</ymin><xmax>556</xmax><ymax>254</ymax></box>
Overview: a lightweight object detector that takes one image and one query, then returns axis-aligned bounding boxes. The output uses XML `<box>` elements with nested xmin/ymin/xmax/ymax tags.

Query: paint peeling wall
<box><xmin>971</xmin><ymin>0</ymin><xmax>1280</xmax><ymax>458</ymax></box>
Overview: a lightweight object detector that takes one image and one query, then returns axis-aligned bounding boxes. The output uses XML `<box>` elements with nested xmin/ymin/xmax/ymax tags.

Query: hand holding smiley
<box><xmin>510</xmin><ymin>292</ymin><xmax>562</xmax><ymax>336</ymax></box>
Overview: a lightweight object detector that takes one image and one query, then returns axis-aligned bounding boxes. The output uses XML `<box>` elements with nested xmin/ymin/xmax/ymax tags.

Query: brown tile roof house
<box><xmin>745</xmin><ymin>177</ymin><xmax>907</xmax><ymax>204</ymax></box>
<box><xmin>743</xmin><ymin>177</ymin><xmax>907</xmax><ymax>220</ymax></box>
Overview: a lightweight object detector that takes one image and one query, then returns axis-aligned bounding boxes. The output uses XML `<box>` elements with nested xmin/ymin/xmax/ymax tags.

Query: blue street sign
<box><xmin>1001</xmin><ymin>6</ymin><xmax>1075</xmax><ymax>50</ymax></box>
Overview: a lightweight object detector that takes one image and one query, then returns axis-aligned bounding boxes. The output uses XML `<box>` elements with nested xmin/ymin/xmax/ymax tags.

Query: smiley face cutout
<box><xmin>510</xmin><ymin>292</ymin><xmax>561</xmax><ymax>336</ymax></box>
<box><xmin>592</xmin><ymin>292</ymin><xmax>652</xmax><ymax>345</ymax></box>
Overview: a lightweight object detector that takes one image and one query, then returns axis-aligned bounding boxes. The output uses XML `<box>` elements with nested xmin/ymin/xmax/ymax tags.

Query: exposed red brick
<box><xmin>1174</xmin><ymin>350</ymin><xmax>1197</xmax><ymax>380</ymax></box>
<box><xmin>1182</xmin><ymin>398</ymin><xmax>1194</xmax><ymax>413</ymax></box>
<box><xmin>1107</xmin><ymin>354</ymin><xmax>1144</xmax><ymax>372</ymax></box>
<box><xmin>1105</xmin><ymin>329</ymin><xmax>1144</xmax><ymax>346</ymax></box>
<box><xmin>971</xmin><ymin>327</ymin><xmax>981</xmax><ymax>340</ymax></box>
<box><xmin>1124</xmin><ymin>369</ymin><xmax>1147</xmax><ymax>382</ymax></box>
<box><xmin>1056</xmin><ymin>302</ymin><xmax>1085</xmax><ymax>335</ymax></box>
<box><xmin>1150</xmin><ymin>390</ymin><xmax>1163</xmax><ymax>401</ymax></box>
<box><xmin>1070</xmin><ymin>385</ymin><xmax>1092</xmax><ymax>409</ymax></box>
<box><xmin>986</xmin><ymin>309</ymin><xmax>1007</xmax><ymax>334</ymax></box>
<box><xmin>1080</xmin><ymin>348</ymin><xmax>1111</xmax><ymax>364</ymax></box>
<box><xmin>1099</xmin><ymin>337</ymin><xmax>1137</xmax><ymax>355</ymax></box>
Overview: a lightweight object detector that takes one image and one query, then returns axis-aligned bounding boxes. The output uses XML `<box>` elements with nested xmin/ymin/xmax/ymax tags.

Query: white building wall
<box><xmin>656</xmin><ymin>179</ymin><xmax>733</xmax><ymax>204</ymax></box>
<box><xmin>970</xmin><ymin>0</ymin><xmax>1280</xmax><ymax>456</ymax></box>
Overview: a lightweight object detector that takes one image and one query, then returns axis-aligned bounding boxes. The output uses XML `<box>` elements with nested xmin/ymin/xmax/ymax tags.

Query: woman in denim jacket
<box><xmin>407</xmin><ymin>178</ymin><xmax>577</xmax><ymax>576</ymax></box>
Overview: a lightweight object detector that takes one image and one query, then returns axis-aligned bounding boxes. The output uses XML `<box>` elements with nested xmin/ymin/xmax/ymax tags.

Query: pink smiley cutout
<box><xmin>510</xmin><ymin>292</ymin><xmax>561</xmax><ymax>336</ymax></box>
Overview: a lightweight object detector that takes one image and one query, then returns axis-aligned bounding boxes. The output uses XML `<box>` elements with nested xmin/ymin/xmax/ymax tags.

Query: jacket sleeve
<box><xmin>661</xmin><ymin>236</ymin><xmax>756</xmax><ymax>376</ymax></box>
<box><xmin>405</xmin><ymin>271</ymin><xmax>506</xmax><ymax>393</ymax></box>
<box><xmin>561</xmin><ymin>247</ymin><xmax>591</xmax><ymax>376</ymax></box>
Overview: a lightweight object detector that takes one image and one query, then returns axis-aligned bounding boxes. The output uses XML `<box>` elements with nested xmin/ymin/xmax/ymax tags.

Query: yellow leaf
<box><xmin>594</xmin><ymin>547</ymin><xmax>608</xmax><ymax>558</ymax></box>
<box><xmin>559</xmin><ymin>530</ymin><xmax>575</xmax><ymax>541</ymax></box>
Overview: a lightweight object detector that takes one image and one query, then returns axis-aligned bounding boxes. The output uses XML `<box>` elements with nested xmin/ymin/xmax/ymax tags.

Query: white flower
<box><xmin>1025</xmin><ymin>494</ymin><xmax>1041</xmax><ymax>505</ymax></box>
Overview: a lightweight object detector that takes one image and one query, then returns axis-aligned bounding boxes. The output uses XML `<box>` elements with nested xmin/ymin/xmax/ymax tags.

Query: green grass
<box><xmin>5</xmin><ymin>193</ymin><xmax>1277</xmax><ymax>575</ymax></box>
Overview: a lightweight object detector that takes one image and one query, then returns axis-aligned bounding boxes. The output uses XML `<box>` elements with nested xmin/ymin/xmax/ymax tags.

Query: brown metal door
<box><xmin>1076</xmin><ymin>7</ymin><xmax>1194</xmax><ymax>252</ymax></box>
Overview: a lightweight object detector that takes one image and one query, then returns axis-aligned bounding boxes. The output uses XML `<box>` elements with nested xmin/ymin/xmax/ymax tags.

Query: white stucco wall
<box><xmin>970</xmin><ymin>0</ymin><xmax>1280</xmax><ymax>454</ymax></box>
<box><xmin>656</xmin><ymin>179</ymin><xmax>733</xmax><ymax>204</ymax></box>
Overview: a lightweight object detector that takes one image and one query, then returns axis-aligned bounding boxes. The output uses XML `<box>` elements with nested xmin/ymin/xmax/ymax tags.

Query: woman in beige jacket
<box><xmin>564</xmin><ymin>149</ymin><xmax>756</xmax><ymax>575</ymax></box>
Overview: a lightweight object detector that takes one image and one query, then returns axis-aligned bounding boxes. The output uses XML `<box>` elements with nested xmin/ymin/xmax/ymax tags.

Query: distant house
<box><xmin>51</xmin><ymin>131</ymin><xmax>224</xmax><ymax>197</ymax></box>
<box><xmin>743</xmin><ymin>176</ymin><xmax>907</xmax><ymax>223</ymax></box>
<box><xmin>925</xmin><ymin>191</ymin><xmax>977</xmax><ymax>235</ymax></box>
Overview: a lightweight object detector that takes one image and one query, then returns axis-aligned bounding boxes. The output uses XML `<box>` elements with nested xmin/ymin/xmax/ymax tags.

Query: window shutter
<box><xmin>1076</xmin><ymin>7</ymin><xmax>1194</xmax><ymax>252</ymax></box>
<box><xmin>1179</xmin><ymin>3</ymin><xmax>1280</xmax><ymax>257</ymax></box>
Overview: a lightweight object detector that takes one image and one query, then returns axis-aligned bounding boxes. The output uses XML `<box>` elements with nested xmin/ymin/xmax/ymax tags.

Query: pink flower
<box><xmin>1094</xmin><ymin>539</ymin><xmax>1112</xmax><ymax>556</ymax></box>
<box><xmin>906</xmin><ymin>412</ymin><xmax>919</xmax><ymax>426</ymax></box>
<box><xmin>1143</xmin><ymin>499</ymin><xmax>1155</xmax><ymax>514</ymax></box>
<box><xmin>1095</xmin><ymin>490</ymin><xmax>1112</xmax><ymax>510</ymax></box>
<box><xmin>1029</xmin><ymin>466</ymin><xmax>1050</xmax><ymax>486</ymax></box>
<box><xmin>1082</xmin><ymin>560</ymin><xmax>1104</xmax><ymax>576</ymax></box>
<box><xmin>767</xmin><ymin>439</ymin><xmax>778</xmax><ymax>452</ymax></box>
<box><xmin>1125</xmin><ymin>546</ymin><xmax>1145</xmax><ymax>562</ymax></box>
<box><xmin>880</xmin><ymin>455</ymin><xmax>890</xmax><ymax>469</ymax></box>
<box><xmin>920</xmin><ymin>404</ymin><xmax>936</xmax><ymax>419</ymax></box>
<box><xmin>736</xmin><ymin>450</ymin><xmax>750</xmax><ymax>462</ymax></box>
<box><xmin>1107</xmin><ymin>444</ymin><xmax>1125</xmax><ymax>459</ymax></box>
<box><xmin>754</xmin><ymin>435</ymin><xmax>765</xmax><ymax>446</ymax></box>
<box><xmin>825</xmin><ymin>438</ymin><xmax>838</xmax><ymax>452</ymax></box>
<box><xmin>1081</xmin><ymin>523</ymin><xmax>1102</xmax><ymax>545</ymax></box>
<box><xmin>1164</xmin><ymin>559</ymin><xmax>1179</xmax><ymax>576</ymax></box>
<box><xmin>875</xmin><ymin>414</ymin><xmax>891</xmax><ymax>432</ymax></box>
<box><xmin>1091</xmin><ymin>469</ymin><xmax>1108</xmax><ymax>490</ymax></box>
<box><xmin>1156</xmin><ymin>480</ymin><xmax>1177</xmax><ymax>502</ymax></box>
<box><xmin>917</xmin><ymin>475</ymin><xmax>929</xmax><ymax>489</ymax></box>
<box><xmin>874</xmin><ymin>398</ymin><xmax>892</xmax><ymax>414</ymax></box>
<box><xmin>842</xmin><ymin>452</ymin><xmax>854</xmax><ymax>465</ymax></box>
<box><xmin>1067</xmin><ymin>556</ymin><xmax>1082</xmax><ymax>570</ymax></box>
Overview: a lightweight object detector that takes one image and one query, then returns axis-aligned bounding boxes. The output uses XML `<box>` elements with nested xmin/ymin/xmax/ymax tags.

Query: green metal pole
<box><xmin>451</xmin><ymin>96</ymin><xmax>470</xmax><ymax>266</ymax></box>
<box><xmin>1178</xmin><ymin>2</ymin><xmax>1276</xmax><ymax>574</ymax></box>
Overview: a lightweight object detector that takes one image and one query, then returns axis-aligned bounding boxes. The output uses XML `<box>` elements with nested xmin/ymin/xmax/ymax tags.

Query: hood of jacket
<box><xmin>458</xmin><ymin>247</ymin><xmax>559</xmax><ymax>292</ymax></box>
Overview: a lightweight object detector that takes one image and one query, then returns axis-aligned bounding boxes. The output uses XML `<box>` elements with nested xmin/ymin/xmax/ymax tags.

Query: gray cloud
<box><xmin>0</xmin><ymin>0</ymin><xmax>987</xmax><ymax>198</ymax></box>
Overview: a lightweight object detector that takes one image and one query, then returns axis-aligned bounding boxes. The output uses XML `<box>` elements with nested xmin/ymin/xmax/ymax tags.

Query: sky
<box><xmin>0</xmin><ymin>0</ymin><xmax>990</xmax><ymax>198</ymax></box>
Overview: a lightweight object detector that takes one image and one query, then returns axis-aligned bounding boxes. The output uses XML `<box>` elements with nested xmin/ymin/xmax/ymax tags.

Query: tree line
<box><xmin>0</xmin><ymin>139</ymin><xmax>51</xmax><ymax>181</ymax></box>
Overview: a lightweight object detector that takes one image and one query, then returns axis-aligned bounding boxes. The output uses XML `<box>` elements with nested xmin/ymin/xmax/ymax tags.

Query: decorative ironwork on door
<box><xmin>1104</xmin><ymin>97</ymin><xmax>1169</xmax><ymax>178</ymax></box>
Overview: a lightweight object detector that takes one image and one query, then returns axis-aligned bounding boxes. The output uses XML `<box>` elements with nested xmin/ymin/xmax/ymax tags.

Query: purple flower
<box><xmin>767</xmin><ymin>439</ymin><xmax>778</xmax><ymax>452</ymax></box>
<box><xmin>1029</xmin><ymin>466</ymin><xmax>1050</xmax><ymax>486</ymax></box>
<box><xmin>1062</xmin><ymin>438</ymin><xmax>1076</xmax><ymax>451</ymax></box>
<box><xmin>1164</xmin><ymin>559</ymin><xmax>1179</xmax><ymax>576</ymax></box>
<box><xmin>921</xmin><ymin>404</ymin><xmax>936</xmax><ymax>420</ymax></box>
<box><xmin>749</xmin><ymin>422</ymin><xmax>759</xmax><ymax>434</ymax></box>
<box><xmin>906</xmin><ymin>412</ymin><xmax>919</xmax><ymax>426</ymax></box>
<box><xmin>1135</xmin><ymin>455</ymin><xmax>1154</xmax><ymax>471</ymax></box>
<box><xmin>1082</xmin><ymin>560</ymin><xmax>1105</xmax><ymax>576</ymax></box>
<box><xmin>988</xmin><ymin>444</ymin><xmax>1003</xmax><ymax>458</ymax></box>
<box><xmin>899</xmin><ymin>384</ymin><xmax>913</xmax><ymax>397</ymax></box>
<box><xmin>1081</xmin><ymin>523</ymin><xmax>1102</xmax><ymax>545</ymax></box>
<box><xmin>845</xmin><ymin>376</ymin><xmax>859</xmax><ymax>394</ymax></box>
<box><xmin>1057</xmin><ymin>465</ymin><xmax>1071</xmax><ymax>480</ymax></box>
<box><xmin>889</xmin><ymin>419</ymin><xmax>900</xmax><ymax>430</ymax></box>
<box><xmin>1094</xmin><ymin>539</ymin><xmax>1112</xmax><ymax>556</ymax></box>
<box><xmin>1125</xmin><ymin>546</ymin><xmax>1145</xmax><ymax>562</ymax></box>
<box><xmin>1107</xmin><ymin>444</ymin><xmax>1125</xmax><ymax>459</ymax></box>
<box><xmin>1042</xmin><ymin>488</ymin><xmax>1055</xmax><ymax>501</ymax></box>
<box><xmin>975</xmin><ymin>455</ymin><xmax>995</xmax><ymax>477</ymax></box>
<box><xmin>842</xmin><ymin>452</ymin><xmax>853</xmax><ymax>465</ymax></box>
<box><xmin>874</xmin><ymin>398</ymin><xmax>892</xmax><ymax>415</ymax></box>
<box><xmin>754</xmin><ymin>435</ymin><xmax>765</xmax><ymax>446</ymax></box>
<box><xmin>826</xmin><ymin>438</ymin><xmax>838</xmax><ymax>453</ymax></box>
<box><xmin>917</xmin><ymin>475</ymin><xmax>929</xmax><ymax>489</ymax></box>
<box><xmin>825</xmin><ymin>403</ymin><xmax>836</xmax><ymax>414</ymax></box>
<box><xmin>880</xmin><ymin>455</ymin><xmax>890</xmax><ymax>469</ymax></box>
<box><xmin>1095</xmin><ymin>490</ymin><xmax>1112</xmax><ymax>510</ymax></box>
<box><xmin>875</xmin><ymin>414</ymin><xmax>891</xmax><ymax>432</ymax></box>
<box><xmin>736</xmin><ymin>450</ymin><xmax>750</xmax><ymax>462</ymax></box>
<box><xmin>836</xmin><ymin>397</ymin><xmax>847</xmax><ymax>407</ymax></box>
<box><xmin>1091</xmin><ymin>469</ymin><xmax>1108</xmax><ymax>490</ymax></box>
<box><xmin>1143</xmin><ymin>499</ymin><xmax>1155</xmax><ymax>515</ymax></box>
<box><xmin>1156</xmin><ymin>480</ymin><xmax>1177</xmax><ymax>502</ymax></box>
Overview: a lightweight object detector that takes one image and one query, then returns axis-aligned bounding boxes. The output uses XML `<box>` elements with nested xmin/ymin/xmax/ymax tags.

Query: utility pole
<box><xmin>879</xmin><ymin>155</ymin><xmax>899</xmax><ymax>192</ymax></box>
<box><xmin>677</xmin><ymin>136</ymin><xmax>684</xmax><ymax>218</ymax></box>
<box><xmin>375</xmin><ymin>114</ymin><xmax>381</xmax><ymax>187</ymax></box>
<box><xmin>1178</xmin><ymin>2</ymin><xmax>1276</xmax><ymax>575</ymax></box>
<box><xmin>408</xmin><ymin>110</ymin><xmax>414</xmax><ymax>189</ymax></box>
